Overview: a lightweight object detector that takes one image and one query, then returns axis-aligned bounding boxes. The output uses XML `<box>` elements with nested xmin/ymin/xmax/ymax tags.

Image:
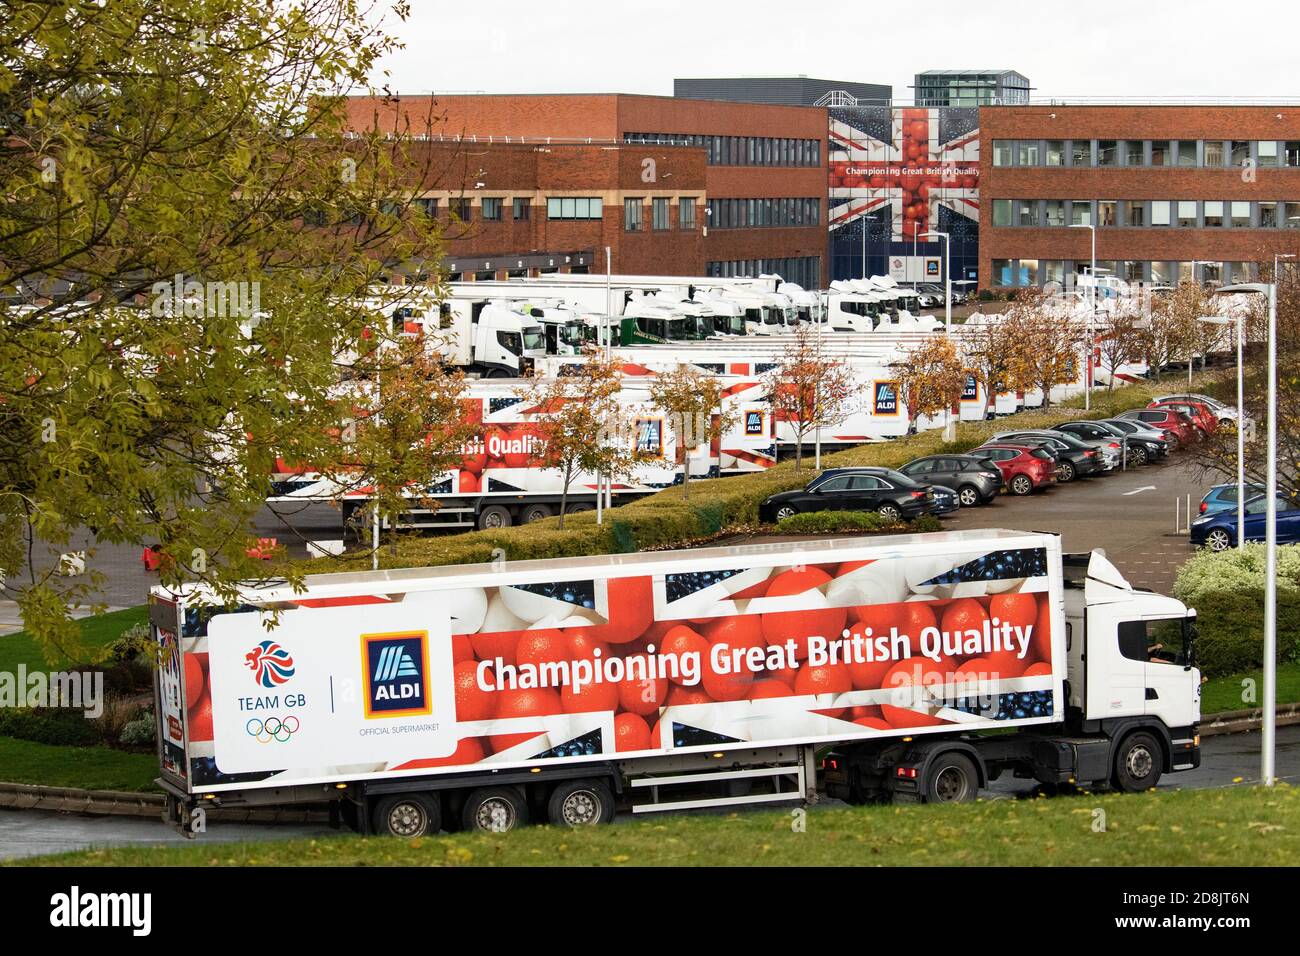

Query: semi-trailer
<box><xmin>154</xmin><ymin>529</ymin><xmax>1201</xmax><ymax>837</ymax></box>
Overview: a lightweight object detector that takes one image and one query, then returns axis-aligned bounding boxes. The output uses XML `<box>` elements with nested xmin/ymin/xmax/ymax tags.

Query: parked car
<box><xmin>1100</xmin><ymin>417</ymin><xmax>1176</xmax><ymax>457</ymax></box>
<box><xmin>1118</xmin><ymin>407</ymin><xmax>1197</xmax><ymax>446</ymax></box>
<box><xmin>759</xmin><ymin>467</ymin><xmax>936</xmax><ymax>523</ymax></box>
<box><xmin>1050</xmin><ymin>420</ymin><xmax>1135</xmax><ymax>466</ymax></box>
<box><xmin>1198</xmin><ymin>482</ymin><xmax>1267</xmax><ymax>516</ymax></box>
<box><xmin>1152</xmin><ymin>393</ymin><xmax>1239</xmax><ymax>424</ymax></box>
<box><xmin>992</xmin><ymin>429</ymin><xmax>1109</xmax><ymax>481</ymax></box>
<box><xmin>1189</xmin><ymin>492</ymin><xmax>1300</xmax><ymax>551</ymax></box>
<box><xmin>971</xmin><ymin>443</ymin><xmax>1056</xmax><ymax>496</ymax></box>
<box><xmin>930</xmin><ymin>485</ymin><xmax>960</xmax><ymax>515</ymax></box>
<box><xmin>1151</xmin><ymin>399</ymin><xmax>1217</xmax><ymax>436</ymax></box>
<box><xmin>898</xmin><ymin>454</ymin><xmax>1004</xmax><ymax>506</ymax></box>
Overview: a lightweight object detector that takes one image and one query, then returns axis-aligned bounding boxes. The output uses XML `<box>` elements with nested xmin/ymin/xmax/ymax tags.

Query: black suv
<box><xmin>899</xmin><ymin>454</ymin><xmax>1004</xmax><ymax>506</ymax></box>
<box><xmin>760</xmin><ymin>467</ymin><xmax>936</xmax><ymax>523</ymax></box>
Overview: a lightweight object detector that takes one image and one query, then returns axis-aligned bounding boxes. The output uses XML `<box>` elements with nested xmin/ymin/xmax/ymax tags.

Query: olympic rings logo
<box><xmin>245</xmin><ymin>715</ymin><xmax>300</xmax><ymax>743</ymax></box>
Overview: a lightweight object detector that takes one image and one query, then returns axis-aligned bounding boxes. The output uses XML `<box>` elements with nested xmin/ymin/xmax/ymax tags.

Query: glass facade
<box><xmin>623</xmin><ymin>131</ymin><xmax>820</xmax><ymax>167</ymax></box>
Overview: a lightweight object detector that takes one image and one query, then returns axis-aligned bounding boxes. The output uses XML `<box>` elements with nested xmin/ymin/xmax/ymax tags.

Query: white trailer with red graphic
<box><xmin>267</xmin><ymin>376</ymin><xmax>774</xmax><ymax>532</ymax></box>
<box><xmin>152</xmin><ymin>529</ymin><xmax>1201</xmax><ymax>837</ymax></box>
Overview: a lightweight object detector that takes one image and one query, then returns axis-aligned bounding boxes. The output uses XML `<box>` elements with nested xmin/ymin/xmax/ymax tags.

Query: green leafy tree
<box><xmin>649</xmin><ymin>365</ymin><xmax>732</xmax><ymax>499</ymax></box>
<box><xmin>0</xmin><ymin>0</ymin><xmax>462</xmax><ymax>661</ymax></box>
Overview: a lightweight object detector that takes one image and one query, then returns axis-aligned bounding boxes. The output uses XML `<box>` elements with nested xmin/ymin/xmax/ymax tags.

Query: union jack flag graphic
<box><xmin>828</xmin><ymin>107</ymin><xmax>980</xmax><ymax>243</ymax></box>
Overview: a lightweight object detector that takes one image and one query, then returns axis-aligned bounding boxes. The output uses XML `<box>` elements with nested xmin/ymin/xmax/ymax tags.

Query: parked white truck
<box><xmin>153</xmin><ymin>529</ymin><xmax>1200</xmax><ymax>837</ymax></box>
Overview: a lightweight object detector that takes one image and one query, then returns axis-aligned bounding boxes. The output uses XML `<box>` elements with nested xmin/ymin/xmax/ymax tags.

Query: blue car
<box><xmin>1198</xmin><ymin>482</ymin><xmax>1265</xmax><ymax>517</ymax></box>
<box><xmin>930</xmin><ymin>485</ymin><xmax>960</xmax><ymax>516</ymax></box>
<box><xmin>1189</xmin><ymin>493</ymin><xmax>1300</xmax><ymax>551</ymax></box>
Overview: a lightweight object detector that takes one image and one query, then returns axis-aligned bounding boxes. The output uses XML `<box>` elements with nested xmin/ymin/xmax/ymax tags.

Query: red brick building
<box><xmin>346</xmin><ymin>94</ymin><xmax>829</xmax><ymax>287</ymax></box>
<box><xmin>980</xmin><ymin>104</ymin><xmax>1300</xmax><ymax>289</ymax></box>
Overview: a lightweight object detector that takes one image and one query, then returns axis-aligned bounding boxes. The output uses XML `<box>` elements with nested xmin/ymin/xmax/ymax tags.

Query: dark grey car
<box><xmin>899</xmin><ymin>454</ymin><xmax>1005</xmax><ymax>506</ymax></box>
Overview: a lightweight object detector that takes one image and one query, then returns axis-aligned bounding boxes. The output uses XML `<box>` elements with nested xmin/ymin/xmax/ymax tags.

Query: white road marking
<box><xmin>1123</xmin><ymin>485</ymin><xmax>1157</xmax><ymax>496</ymax></box>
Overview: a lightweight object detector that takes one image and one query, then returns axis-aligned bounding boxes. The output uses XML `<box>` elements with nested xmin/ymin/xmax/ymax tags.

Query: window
<box><xmin>1071</xmin><ymin>140</ymin><xmax>1091</xmax><ymax>166</ymax></box>
<box><xmin>1126</xmin><ymin>201</ymin><xmax>1146</xmax><ymax>227</ymax></box>
<box><xmin>1177</xmin><ymin>200</ymin><xmax>1198</xmax><ymax>227</ymax></box>
<box><xmin>1125</xmin><ymin>140</ymin><xmax>1144</xmax><ymax>166</ymax></box>
<box><xmin>1286</xmin><ymin>202</ymin><xmax>1300</xmax><ymax>228</ymax></box>
<box><xmin>1151</xmin><ymin>261</ymin><xmax>1173</xmax><ymax>284</ymax></box>
<box><xmin>1045</xmin><ymin>140</ymin><xmax>1065</xmax><ymax>166</ymax></box>
<box><xmin>1259</xmin><ymin>140</ymin><xmax>1280</xmax><ymax>167</ymax></box>
<box><xmin>1204</xmin><ymin>201</ymin><xmax>1224</xmax><ymax>227</ymax></box>
<box><xmin>1151</xmin><ymin>200</ymin><xmax>1171</xmax><ymax>226</ymax></box>
<box><xmin>481</xmin><ymin>197</ymin><xmax>503</xmax><ymax>221</ymax></box>
<box><xmin>1231</xmin><ymin>201</ymin><xmax>1251</xmax><ymax>228</ymax></box>
<box><xmin>992</xmin><ymin>199</ymin><xmax>1013</xmax><ymax>226</ymax></box>
<box><xmin>1231</xmin><ymin>141</ymin><xmax>1251</xmax><ymax>168</ymax></box>
<box><xmin>1070</xmin><ymin>201</ymin><xmax>1092</xmax><ymax>226</ymax></box>
<box><xmin>1177</xmin><ymin>141</ymin><xmax>1197</xmax><ymax>166</ymax></box>
<box><xmin>1204</xmin><ymin>141</ymin><xmax>1226</xmax><ymax>167</ymax></box>
<box><xmin>1098</xmin><ymin>201</ymin><xmax>1117</xmax><ymax>226</ymax></box>
<box><xmin>512</xmin><ymin>198</ymin><xmax>530</xmax><ymax>221</ymax></box>
<box><xmin>1017</xmin><ymin>200</ymin><xmax>1038</xmax><ymax>226</ymax></box>
<box><xmin>1261</xmin><ymin>202</ymin><xmax>1278</xmax><ymax>227</ymax></box>
<box><xmin>414</xmin><ymin>198</ymin><xmax>438</xmax><ymax>219</ymax></box>
<box><xmin>1044</xmin><ymin>200</ymin><xmax>1065</xmax><ymax>226</ymax></box>
<box><xmin>1018</xmin><ymin>141</ymin><xmax>1039</xmax><ymax>166</ymax></box>
<box><xmin>992</xmin><ymin>259</ymin><xmax>1014</xmax><ymax>285</ymax></box>
<box><xmin>1019</xmin><ymin>259</ymin><xmax>1039</xmax><ymax>285</ymax></box>
<box><xmin>848</xmin><ymin>475</ymin><xmax>886</xmax><ymax>490</ymax></box>
<box><xmin>651</xmin><ymin>197</ymin><xmax>670</xmax><ymax>230</ymax></box>
<box><xmin>449</xmin><ymin>198</ymin><xmax>471</xmax><ymax>221</ymax></box>
<box><xmin>546</xmin><ymin>197</ymin><xmax>602</xmax><ymax>220</ymax></box>
<box><xmin>1044</xmin><ymin>260</ymin><xmax>1065</xmax><ymax>284</ymax></box>
<box><xmin>1151</xmin><ymin>140</ymin><xmax>1171</xmax><ymax>166</ymax></box>
<box><xmin>993</xmin><ymin>140</ymin><xmax>1013</xmax><ymax>166</ymax></box>
<box><xmin>679</xmin><ymin>198</ymin><xmax>696</xmax><ymax>230</ymax></box>
<box><xmin>1288</xmin><ymin>142</ymin><xmax>1300</xmax><ymax>167</ymax></box>
<box><xmin>624</xmin><ymin>198</ymin><xmax>643</xmax><ymax>230</ymax></box>
<box><xmin>1097</xmin><ymin>140</ymin><xmax>1118</xmax><ymax>166</ymax></box>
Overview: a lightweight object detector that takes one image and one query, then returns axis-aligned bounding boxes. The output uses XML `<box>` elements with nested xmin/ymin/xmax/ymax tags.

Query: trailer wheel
<box><xmin>521</xmin><ymin>503</ymin><xmax>553</xmax><ymax>524</ymax></box>
<box><xmin>1112</xmin><ymin>731</ymin><xmax>1163</xmax><ymax>792</ymax></box>
<box><xmin>547</xmin><ymin>779</ymin><xmax>615</xmax><ymax>827</ymax></box>
<box><xmin>477</xmin><ymin>505</ymin><xmax>513</xmax><ymax>530</ymax></box>
<box><xmin>923</xmin><ymin>753</ymin><xmax>979</xmax><ymax>804</ymax></box>
<box><xmin>564</xmin><ymin>502</ymin><xmax>594</xmax><ymax>515</ymax></box>
<box><xmin>372</xmin><ymin>792</ymin><xmax>440</xmax><ymax>838</ymax></box>
<box><xmin>463</xmin><ymin>786</ymin><xmax>529</xmax><ymax>833</ymax></box>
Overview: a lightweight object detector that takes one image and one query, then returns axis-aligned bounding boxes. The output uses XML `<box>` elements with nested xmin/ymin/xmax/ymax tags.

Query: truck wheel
<box><xmin>564</xmin><ymin>502</ymin><xmax>594</xmax><ymax>515</ymax></box>
<box><xmin>463</xmin><ymin>787</ymin><xmax>528</xmax><ymax>832</ymax></box>
<box><xmin>521</xmin><ymin>503</ymin><xmax>553</xmax><ymax>524</ymax></box>
<box><xmin>547</xmin><ymin>779</ymin><xmax>615</xmax><ymax>826</ymax></box>
<box><xmin>372</xmin><ymin>793</ymin><xmax>440</xmax><ymax>838</ymax></box>
<box><xmin>1009</xmin><ymin>474</ymin><xmax>1033</xmax><ymax>496</ymax></box>
<box><xmin>477</xmin><ymin>505</ymin><xmax>513</xmax><ymax>530</ymax></box>
<box><xmin>1112</xmin><ymin>732</ymin><xmax>1163</xmax><ymax>792</ymax></box>
<box><xmin>924</xmin><ymin>753</ymin><xmax>979</xmax><ymax>804</ymax></box>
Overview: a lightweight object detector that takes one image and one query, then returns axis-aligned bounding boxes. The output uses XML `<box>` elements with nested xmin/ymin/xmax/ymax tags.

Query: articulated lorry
<box><xmin>267</xmin><ymin>376</ymin><xmax>775</xmax><ymax>532</ymax></box>
<box><xmin>154</xmin><ymin>529</ymin><xmax>1200</xmax><ymax>837</ymax></box>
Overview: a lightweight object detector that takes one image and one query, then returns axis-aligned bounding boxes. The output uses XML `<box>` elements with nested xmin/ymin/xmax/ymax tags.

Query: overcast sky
<box><xmin>371</xmin><ymin>0</ymin><xmax>1298</xmax><ymax>102</ymax></box>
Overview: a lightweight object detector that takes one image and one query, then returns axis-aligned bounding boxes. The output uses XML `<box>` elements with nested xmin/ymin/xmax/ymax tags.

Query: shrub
<box><xmin>119</xmin><ymin>711</ymin><xmax>157</xmax><ymax>749</ymax></box>
<box><xmin>1173</xmin><ymin>544</ymin><xmax>1300</xmax><ymax>677</ymax></box>
<box><xmin>910</xmin><ymin>514</ymin><xmax>944</xmax><ymax>533</ymax></box>
<box><xmin>776</xmin><ymin>510</ymin><xmax>894</xmax><ymax>534</ymax></box>
<box><xmin>0</xmin><ymin>708</ymin><xmax>100</xmax><ymax>747</ymax></box>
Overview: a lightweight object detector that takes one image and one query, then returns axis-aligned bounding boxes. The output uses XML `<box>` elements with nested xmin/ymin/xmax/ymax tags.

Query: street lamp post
<box><xmin>1215</xmin><ymin>258</ymin><xmax>1294</xmax><ymax>787</ymax></box>
<box><xmin>1069</xmin><ymin>223</ymin><xmax>1096</xmax><ymax>410</ymax></box>
<box><xmin>1197</xmin><ymin>314</ymin><xmax>1246</xmax><ymax>548</ymax></box>
<box><xmin>919</xmin><ymin>230</ymin><xmax>955</xmax><ymax>440</ymax></box>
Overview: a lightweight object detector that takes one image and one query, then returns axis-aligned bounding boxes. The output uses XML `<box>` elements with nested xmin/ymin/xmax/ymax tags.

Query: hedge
<box><xmin>299</xmin><ymin>371</ymin><xmax>1232</xmax><ymax>575</ymax></box>
<box><xmin>1173</xmin><ymin>543</ymin><xmax>1300</xmax><ymax>677</ymax></box>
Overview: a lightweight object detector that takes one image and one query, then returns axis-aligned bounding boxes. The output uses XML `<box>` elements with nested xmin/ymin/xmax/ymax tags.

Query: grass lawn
<box><xmin>17</xmin><ymin>784</ymin><xmax>1298</xmax><ymax>867</ymax></box>
<box><xmin>0</xmin><ymin>605</ymin><xmax>147</xmax><ymax>672</ymax></box>
<box><xmin>1202</xmin><ymin>662</ymin><xmax>1300</xmax><ymax>715</ymax></box>
<box><xmin>0</xmin><ymin>736</ymin><xmax>158</xmax><ymax>792</ymax></box>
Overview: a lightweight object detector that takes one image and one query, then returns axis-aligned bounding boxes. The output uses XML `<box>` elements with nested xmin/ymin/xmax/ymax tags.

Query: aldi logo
<box><xmin>361</xmin><ymin>631</ymin><xmax>431</xmax><ymax>718</ymax></box>
<box><xmin>745</xmin><ymin>410</ymin><xmax>765</xmax><ymax>435</ymax></box>
<box><xmin>962</xmin><ymin>373</ymin><xmax>979</xmax><ymax>402</ymax></box>
<box><xmin>873</xmin><ymin>380</ymin><xmax>899</xmax><ymax>416</ymax></box>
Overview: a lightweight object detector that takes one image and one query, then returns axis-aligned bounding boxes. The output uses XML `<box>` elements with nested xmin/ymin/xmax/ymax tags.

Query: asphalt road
<box><xmin>3</xmin><ymin>724</ymin><xmax>1295</xmax><ymax>861</ymax></box>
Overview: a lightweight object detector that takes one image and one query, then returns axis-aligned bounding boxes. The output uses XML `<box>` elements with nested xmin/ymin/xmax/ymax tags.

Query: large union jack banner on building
<box><xmin>828</xmin><ymin>106</ymin><xmax>980</xmax><ymax>243</ymax></box>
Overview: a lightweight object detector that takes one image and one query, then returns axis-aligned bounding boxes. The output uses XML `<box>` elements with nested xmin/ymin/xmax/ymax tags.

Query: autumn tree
<box><xmin>960</xmin><ymin>310</ymin><xmax>1019</xmax><ymax>419</ymax></box>
<box><xmin>1143</xmin><ymin>282</ymin><xmax>1202</xmax><ymax>380</ymax></box>
<box><xmin>0</xmin><ymin>0</ymin><xmax>465</xmax><ymax>660</ymax></box>
<box><xmin>520</xmin><ymin>355</ymin><xmax>635</xmax><ymax>528</ymax></box>
<box><xmin>894</xmin><ymin>334</ymin><xmax>967</xmax><ymax>433</ymax></box>
<box><xmin>1001</xmin><ymin>290</ymin><xmax>1081</xmax><ymax>409</ymax></box>
<box><xmin>1095</xmin><ymin>299</ymin><xmax>1151</xmax><ymax>390</ymax></box>
<box><xmin>649</xmin><ymin>366</ymin><xmax>733</xmax><ymax>500</ymax></box>
<box><xmin>761</xmin><ymin>325</ymin><xmax>856</xmax><ymax>470</ymax></box>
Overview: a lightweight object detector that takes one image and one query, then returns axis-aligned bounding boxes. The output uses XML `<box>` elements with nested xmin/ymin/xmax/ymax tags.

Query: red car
<box><xmin>1149</xmin><ymin>399</ymin><xmax>1217</xmax><ymax>436</ymax></box>
<box><xmin>1121</xmin><ymin>407</ymin><xmax>1196</xmax><ymax>446</ymax></box>
<box><xmin>972</xmin><ymin>443</ymin><xmax>1057</xmax><ymax>496</ymax></box>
